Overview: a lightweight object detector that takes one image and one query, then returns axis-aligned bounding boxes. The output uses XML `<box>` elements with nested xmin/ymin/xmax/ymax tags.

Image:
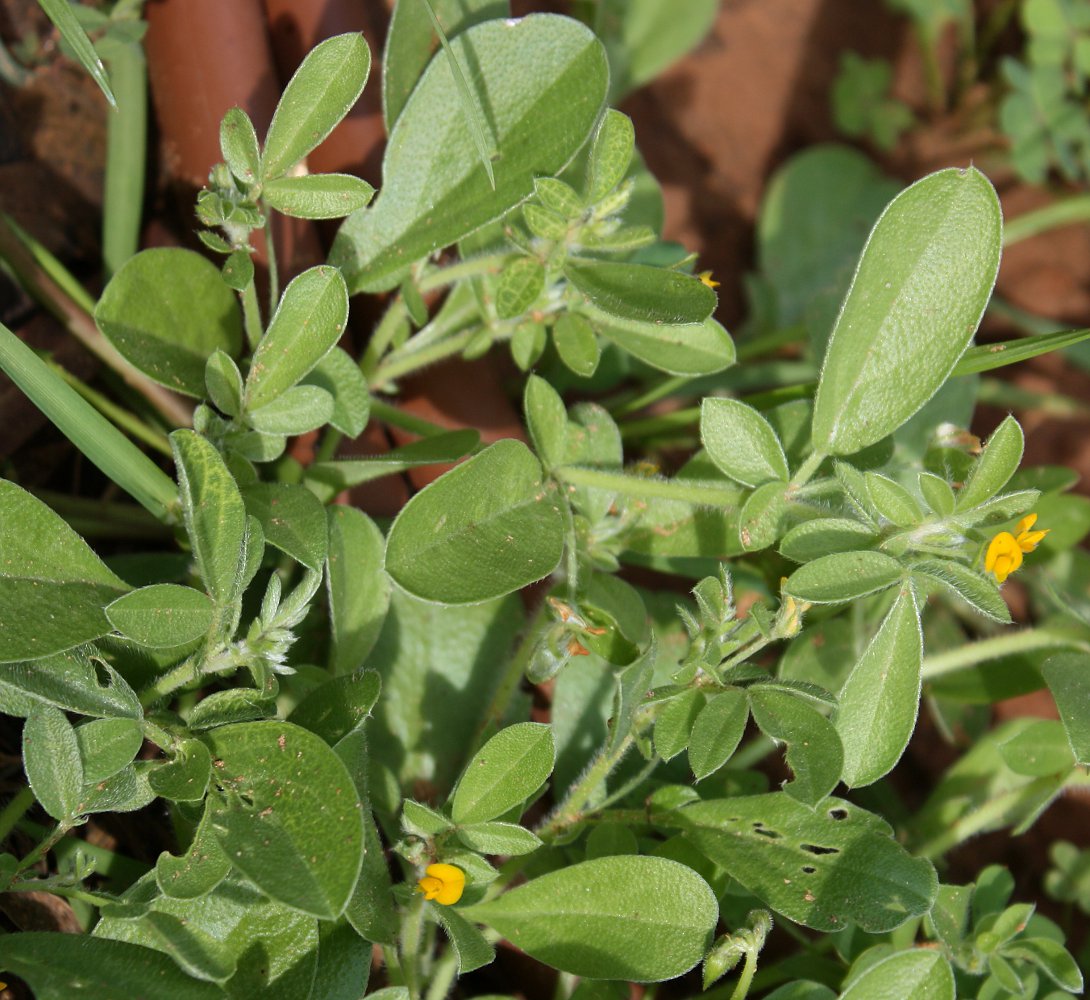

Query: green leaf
<box><xmin>95</xmin><ymin>248</ymin><xmax>243</xmax><ymax>397</ymax></box>
<box><xmin>701</xmin><ymin>398</ymin><xmax>790</xmax><ymax>487</ymax></box>
<box><xmin>155</xmin><ymin>800</ymin><xmax>231</xmax><ymax>897</ymax></box>
<box><xmin>403</xmin><ymin>800</ymin><xmax>452</xmax><ymax>835</ymax></box>
<box><xmin>680</xmin><ymin>796</ymin><xmax>937</xmax><ymax>932</ymax></box>
<box><xmin>1041</xmin><ymin>653</ymin><xmax>1090</xmax><ymax>765</ymax></box>
<box><xmin>840</xmin><ymin>950</ymin><xmax>955</xmax><ymax>999</ymax></box>
<box><xmin>263</xmin><ymin>173</ymin><xmax>375</xmax><ymax>220</ymax></box>
<box><xmin>998</xmin><ymin>719</ymin><xmax>1075</xmax><ymax>777</ymax></box>
<box><xmin>688</xmin><ymin>689</ymin><xmax>748</xmax><ymax>780</ymax></box>
<box><xmin>811</xmin><ymin>167</ymin><xmax>1002</xmax><ymax>455</ymax></box>
<box><xmin>919</xmin><ymin>472</ymin><xmax>956</xmax><ymax>516</ymax></box>
<box><xmin>244</xmin><ymin>266</ymin><xmax>349</xmax><ymax>411</ymax></box>
<box><xmin>0</xmin><ymin>933</ymin><xmax>224</xmax><ymax>1000</ymax></box>
<box><xmin>106</xmin><ymin>584</ymin><xmax>214</xmax><ymax>648</ymax></box>
<box><xmin>171</xmin><ymin>430</ymin><xmax>247</xmax><ymax>608</ymax></box>
<box><xmin>748</xmin><ymin>687</ymin><xmax>843</xmax><ymax>805</ymax></box>
<box><xmin>220</xmin><ymin>106</ymin><xmax>260</xmax><ymax>184</ymax></box>
<box><xmin>836</xmin><ymin>588</ymin><xmax>922</xmax><ymax>787</ymax></box>
<box><xmin>76</xmin><ymin>717</ymin><xmax>143</xmax><ymax>783</ymax></box>
<box><xmin>0</xmin><ymin>480</ymin><xmax>130</xmax><ymax>661</ymax></box>
<box><xmin>1003</xmin><ymin>937</ymin><xmax>1083</xmax><ymax>992</ymax></box>
<box><xmin>565</xmin><ymin>258</ymin><xmax>716</xmax><ymax>325</ymax></box>
<box><xmin>0</xmin><ymin>647</ymin><xmax>140</xmax><ymax>719</ymax></box>
<box><xmin>524</xmin><ymin>374</ymin><xmax>568</xmax><ymax>470</ymax></box>
<box><xmin>784</xmin><ymin>551</ymin><xmax>903</xmax><ymax>603</ymax></box>
<box><xmin>38</xmin><ymin>0</ymin><xmax>116</xmax><ymax>106</ymax></box>
<box><xmin>524</xmin><ymin>202</ymin><xmax>569</xmax><ymax>239</ymax></box>
<box><xmin>913</xmin><ymin>559</ymin><xmax>1011</xmax><ymax>623</ymax></box>
<box><xmin>368</xmin><ymin>590</ymin><xmax>523</xmax><ymax>791</ymax></box>
<box><xmin>0</xmin><ymin>322</ymin><xmax>177</xmax><ymax>520</ymax></box>
<box><xmin>326</xmin><ymin>507</ymin><xmax>390</xmax><ymax>674</ymax></box>
<box><xmin>496</xmin><ymin>257</ymin><xmax>545</xmax><ymax>319</ymax></box>
<box><xmin>431</xmin><ymin>903</ymin><xmax>496</xmax><ymax>974</ymax></box>
<box><xmin>79</xmin><ymin>761</ymin><xmax>155</xmax><ymax>815</ymax></box>
<box><xmin>289</xmin><ymin>669</ymin><xmax>382</xmax><ymax>745</ymax></box>
<box><xmin>586</xmin><ymin>109</ymin><xmax>634</xmax><ymax>202</ymax></box>
<box><xmin>205</xmin><ymin>349</ymin><xmax>244</xmax><ymax>417</ymax></box>
<box><xmin>652</xmin><ymin>690</ymin><xmax>704</xmax><ymax>763</ymax></box>
<box><xmin>585</xmin><ymin>823</ymin><xmax>638</xmax><ymax>859</ymax></box>
<box><xmin>302</xmin><ymin>348</ymin><xmax>369</xmax><ymax>438</ymax></box>
<box><xmin>385</xmin><ymin>439</ymin><xmax>565</xmax><ymax>604</ymax></box>
<box><xmin>865</xmin><ymin>472</ymin><xmax>923</xmax><ymax>526</ymax></box>
<box><xmin>452</xmin><ymin>722</ymin><xmax>555</xmax><ymax>824</ymax></box>
<box><xmin>462</xmin><ymin>856</ymin><xmax>718</xmax><ymax>982</ymax></box>
<box><xmin>553</xmin><ymin>313</ymin><xmax>601</xmax><ymax>377</ymax></box>
<box><xmin>240</xmin><ymin>482</ymin><xmax>328</xmax><ymax>571</ymax></box>
<box><xmin>187</xmin><ymin>687</ymin><xmax>276</xmax><ymax>731</ymax></box>
<box><xmin>512</xmin><ymin>320</ymin><xmax>548</xmax><ymax>370</ymax></box>
<box><xmin>334</xmin><ymin>15</ymin><xmax>608</xmax><ymax>292</ymax></box>
<box><xmin>779</xmin><ymin>518</ymin><xmax>878</xmax><ymax>563</ymax></box>
<box><xmin>204</xmin><ymin>721</ymin><xmax>365</xmax><ymax>919</ymax></box>
<box><xmin>148</xmin><ymin>739</ymin><xmax>213</xmax><ymax>802</ymax></box>
<box><xmin>383</xmin><ymin>0</ymin><xmax>508</xmax><ymax>130</ymax></box>
<box><xmin>23</xmin><ymin>704</ymin><xmax>83</xmax><ymax>821</ymax></box>
<box><xmin>457</xmin><ymin>821</ymin><xmax>542</xmax><ymax>855</ymax></box>
<box><xmin>595</xmin><ymin>313</ymin><xmax>735</xmax><ymax>376</ymax></box>
<box><xmin>308</xmin><ymin>430</ymin><xmax>480</xmax><ymax>495</ymax></box>
<box><xmin>956</xmin><ymin>415</ymin><xmax>1024</xmax><ymax>510</ymax></box>
<box><xmin>535</xmin><ymin>176</ymin><xmax>583</xmax><ymax>217</ymax></box>
<box><xmin>953</xmin><ymin>327</ymin><xmax>1090</xmax><ymax>375</ymax></box>
<box><xmin>247</xmin><ymin>385</ymin><xmax>335</xmax><ymax>435</ymax></box>
<box><xmin>594</xmin><ymin>0</ymin><xmax>719</xmax><ymax>100</ymax></box>
<box><xmin>261</xmin><ymin>33</ymin><xmax>371</xmax><ymax>180</ymax></box>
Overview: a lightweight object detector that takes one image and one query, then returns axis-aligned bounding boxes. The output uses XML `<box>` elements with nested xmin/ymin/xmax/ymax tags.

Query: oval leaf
<box><xmin>106</xmin><ymin>584</ymin><xmax>214</xmax><ymax>648</ymax></box>
<box><xmin>203</xmin><ymin>721</ymin><xmax>364</xmax><ymax>919</ymax></box>
<box><xmin>811</xmin><ymin>167</ymin><xmax>1002</xmax><ymax>455</ymax></box>
<box><xmin>385</xmin><ymin>439</ymin><xmax>565</xmax><ymax>604</ymax></box>
<box><xmin>956</xmin><ymin>415</ymin><xmax>1024</xmax><ymax>510</ymax></box>
<box><xmin>596</xmin><ymin>313</ymin><xmax>735</xmax><ymax>376</ymax></box>
<box><xmin>326</xmin><ymin>506</ymin><xmax>391</xmax><ymax>674</ymax></box>
<box><xmin>263</xmin><ymin>173</ymin><xmax>375</xmax><ymax>220</ymax></box>
<box><xmin>462</xmin><ymin>856</ymin><xmax>717</xmax><ymax>982</ymax></box>
<box><xmin>784</xmin><ymin>550</ymin><xmax>903</xmax><ymax>604</ymax></box>
<box><xmin>836</xmin><ymin>589</ymin><xmax>923</xmax><ymax>787</ymax></box>
<box><xmin>565</xmin><ymin>258</ymin><xmax>716</xmax><ymax>325</ymax></box>
<box><xmin>95</xmin><ymin>248</ymin><xmax>243</xmax><ymax>397</ymax></box>
<box><xmin>680</xmin><ymin>795</ymin><xmax>937</xmax><ymax>932</ymax></box>
<box><xmin>23</xmin><ymin>704</ymin><xmax>83</xmax><ymax>821</ymax></box>
<box><xmin>452</xmin><ymin>722</ymin><xmax>555</xmax><ymax>824</ymax></box>
<box><xmin>244</xmin><ymin>266</ymin><xmax>349</xmax><ymax>411</ymax></box>
<box><xmin>688</xmin><ymin>689</ymin><xmax>748</xmax><ymax>780</ymax></box>
<box><xmin>261</xmin><ymin>33</ymin><xmax>371</xmax><ymax>180</ymax></box>
<box><xmin>333</xmin><ymin>15</ymin><xmax>608</xmax><ymax>292</ymax></box>
<box><xmin>701</xmin><ymin>398</ymin><xmax>790</xmax><ymax>487</ymax></box>
<box><xmin>840</xmin><ymin>950</ymin><xmax>955</xmax><ymax>1000</ymax></box>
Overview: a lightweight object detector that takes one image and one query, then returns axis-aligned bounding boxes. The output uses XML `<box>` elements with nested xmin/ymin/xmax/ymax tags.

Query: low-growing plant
<box><xmin>1</xmin><ymin>2</ymin><xmax>1090</xmax><ymax>999</ymax></box>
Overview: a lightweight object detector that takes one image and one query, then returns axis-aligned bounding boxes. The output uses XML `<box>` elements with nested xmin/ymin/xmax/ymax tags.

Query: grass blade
<box><xmin>37</xmin><ymin>0</ymin><xmax>116</xmax><ymax>107</ymax></box>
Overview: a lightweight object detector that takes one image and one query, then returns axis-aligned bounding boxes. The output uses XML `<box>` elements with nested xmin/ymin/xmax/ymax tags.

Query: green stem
<box><xmin>789</xmin><ymin>450</ymin><xmax>825</xmax><ymax>489</ymax></box>
<box><xmin>241</xmin><ymin>278</ymin><xmax>264</xmax><ymax>350</ymax></box>
<box><xmin>730</xmin><ymin>948</ymin><xmax>759</xmax><ymax>1000</ymax></box>
<box><xmin>921</xmin><ymin>628</ymin><xmax>1090</xmax><ymax>681</ymax></box>
<box><xmin>263</xmin><ymin>211</ymin><xmax>280</xmax><ymax>318</ymax></box>
<box><xmin>537</xmin><ymin>732</ymin><xmax>636</xmax><ymax>840</ymax></box>
<box><xmin>619</xmin><ymin>407</ymin><xmax>701</xmax><ymax>442</ymax></box>
<box><xmin>101</xmin><ymin>40</ymin><xmax>146</xmax><ymax>278</ymax></box>
<box><xmin>611</xmin><ymin>374</ymin><xmax>689</xmax><ymax>417</ymax></box>
<box><xmin>370</xmin><ymin>327</ymin><xmax>481</xmax><ymax>390</ymax></box>
<box><xmin>400</xmin><ymin>891</ymin><xmax>427</xmax><ymax>1000</ymax></box>
<box><xmin>554</xmin><ymin>465</ymin><xmax>740</xmax><ymax>508</ymax></box>
<box><xmin>369</xmin><ymin>398</ymin><xmax>452</xmax><ymax>439</ymax></box>
<box><xmin>17</xmin><ymin>820</ymin><xmax>76</xmax><ymax>875</ymax></box>
<box><xmin>1003</xmin><ymin>195</ymin><xmax>1090</xmax><ymax>247</ymax></box>
<box><xmin>54</xmin><ymin>363</ymin><xmax>172</xmax><ymax>456</ymax></box>
<box><xmin>139</xmin><ymin>655</ymin><xmax>201</xmax><ymax>708</ymax></box>
<box><xmin>361</xmin><ymin>298</ymin><xmax>410</xmax><ymax>379</ymax></box>
<box><xmin>417</xmin><ymin>253</ymin><xmax>509</xmax><ymax>293</ymax></box>
<box><xmin>0</xmin><ymin>787</ymin><xmax>35</xmax><ymax>849</ymax></box>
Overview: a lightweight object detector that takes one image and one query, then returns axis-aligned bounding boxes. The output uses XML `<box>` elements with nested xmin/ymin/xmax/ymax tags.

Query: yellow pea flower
<box><xmin>698</xmin><ymin>270</ymin><xmax>720</xmax><ymax>289</ymax></box>
<box><xmin>985</xmin><ymin>513</ymin><xmax>1048</xmax><ymax>583</ymax></box>
<box><xmin>417</xmin><ymin>863</ymin><xmax>465</xmax><ymax>905</ymax></box>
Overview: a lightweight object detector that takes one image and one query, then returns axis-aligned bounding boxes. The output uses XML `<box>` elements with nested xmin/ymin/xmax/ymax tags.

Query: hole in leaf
<box><xmin>753</xmin><ymin>826</ymin><xmax>781</xmax><ymax>840</ymax></box>
<box><xmin>800</xmin><ymin>843</ymin><xmax>839</xmax><ymax>856</ymax></box>
<box><xmin>828</xmin><ymin>807</ymin><xmax>848</xmax><ymax>820</ymax></box>
<box><xmin>802</xmin><ymin>865</ymin><xmax>816</xmax><ymax>874</ymax></box>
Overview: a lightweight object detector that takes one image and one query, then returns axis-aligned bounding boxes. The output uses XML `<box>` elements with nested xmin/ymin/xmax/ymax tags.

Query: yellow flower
<box><xmin>985</xmin><ymin>514</ymin><xmax>1048</xmax><ymax>583</ymax></box>
<box><xmin>698</xmin><ymin>270</ymin><xmax>720</xmax><ymax>289</ymax></box>
<box><xmin>417</xmin><ymin>863</ymin><xmax>465</xmax><ymax>905</ymax></box>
